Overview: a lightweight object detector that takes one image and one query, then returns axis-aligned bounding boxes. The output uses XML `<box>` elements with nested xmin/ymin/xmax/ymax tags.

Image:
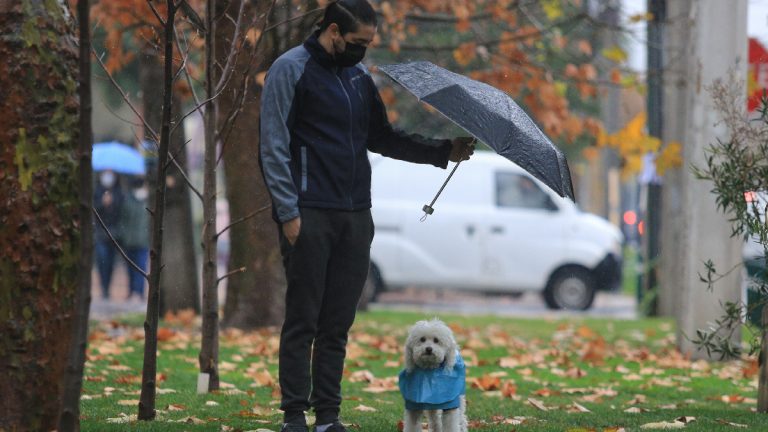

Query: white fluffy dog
<box><xmin>399</xmin><ymin>319</ymin><xmax>468</xmax><ymax>432</ymax></box>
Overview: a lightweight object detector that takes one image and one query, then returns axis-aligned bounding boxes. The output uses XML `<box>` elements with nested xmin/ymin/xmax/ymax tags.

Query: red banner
<box><xmin>749</xmin><ymin>38</ymin><xmax>768</xmax><ymax>112</ymax></box>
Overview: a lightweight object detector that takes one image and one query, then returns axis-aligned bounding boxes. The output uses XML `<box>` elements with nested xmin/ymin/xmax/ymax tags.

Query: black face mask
<box><xmin>335</xmin><ymin>41</ymin><xmax>366</xmax><ymax>68</ymax></box>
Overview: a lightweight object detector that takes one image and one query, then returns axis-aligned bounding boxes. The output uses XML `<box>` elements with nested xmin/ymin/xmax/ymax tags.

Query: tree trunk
<box><xmin>58</xmin><ymin>0</ymin><xmax>93</xmax><ymax>429</ymax></box>
<box><xmin>199</xmin><ymin>0</ymin><xmax>220</xmax><ymax>391</ymax></box>
<box><xmin>0</xmin><ymin>1</ymin><xmax>80</xmax><ymax>429</ymax></box>
<box><xmin>760</xmin><ymin>302</ymin><xmax>768</xmax><ymax>412</ymax></box>
<box><xmin>141</xmin><ymin>50</ymin><xmax>200</xmax><ymax>315</ymax></box>
<box><xmin>138</xmin><ymin>0</ymin><xmax>176</xmax><ymax>420</ymax></box>
<box><xmin>220</xmin><ymin>0</ymin><xmax>318</xmax><ymax>330</ymax></box>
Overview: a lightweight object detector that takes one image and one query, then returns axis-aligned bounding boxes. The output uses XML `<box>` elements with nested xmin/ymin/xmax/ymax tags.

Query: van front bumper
<box><xmin>593</xmin><ymin>253</ymin><xmax>622</xmax><ymax>291</ymax></box>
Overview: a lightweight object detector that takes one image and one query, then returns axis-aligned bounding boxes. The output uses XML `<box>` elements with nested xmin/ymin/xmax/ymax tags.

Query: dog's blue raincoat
<box><xmin>399</xmin><ymin>351</ymin><xmax>466</xmax><ymax>410</ymax></box>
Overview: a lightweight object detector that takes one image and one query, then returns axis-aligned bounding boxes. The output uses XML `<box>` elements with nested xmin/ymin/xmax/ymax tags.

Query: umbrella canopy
<box><xmin>92</xmin><ymin>141</ymin><xmax>146</xmax><ymax>175</ymax></box>
<box><xmin>378</xmin><ymin>61</ymin><xmax>575</xmax><ymax>201</ymax></box>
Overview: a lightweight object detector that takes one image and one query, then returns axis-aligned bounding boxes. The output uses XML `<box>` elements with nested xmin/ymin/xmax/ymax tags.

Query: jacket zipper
<box><xmin>334</xmin><ymin>73</ymin><xmax>355</xmax><ymax>209</ymax></box>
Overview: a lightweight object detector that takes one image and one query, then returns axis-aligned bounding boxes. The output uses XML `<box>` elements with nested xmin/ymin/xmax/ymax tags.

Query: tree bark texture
<box><xmin>138</xmin><ymin>0</ymin><xmax>176</xmax><ymax>420</ymax></box>
<box><xmin>0</xmin><ymin>1</ymin><xmax>80</xmax><ymax>429</ymax></box>
<box><xmin>199</xmin><ymin>0</ymin><xmax>220</xmax><ymax>391</ymax></box>
<box><xmin>58</xmin><ymin>0</ymin><xmax>93</xmax><ymax>429</ymax></box>
<box><xmin>141</xmin><ymin>50</ymin><xmax>200</xmax><ymax>315</ymax></box>
<box><xmin>220</xmin><ymin>0</ymin><xmax>319</xmax><ymax>330</ymax></box>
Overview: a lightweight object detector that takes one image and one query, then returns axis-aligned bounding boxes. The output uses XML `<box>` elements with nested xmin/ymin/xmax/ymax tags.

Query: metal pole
<box><xmin>642</xmin><ymin>0</ymin><xmax>666</xmax><ymax>315</ymax></box>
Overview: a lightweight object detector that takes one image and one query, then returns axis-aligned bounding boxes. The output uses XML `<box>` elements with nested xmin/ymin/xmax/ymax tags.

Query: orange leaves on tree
<box><xmin>610</xmin><ymin>68</ymin><xmax>622</xmax><ymax>84</ymax></box>
<box><xmin>379</xmin><ymin>87</ymin><xmax>397</xmax><ymax>106</ymax></box>
<box><xmin>602</xmin><ymin>45</ymin><xmax>628</xmax><ymax>63</ymax></box>
<box><xmin>456</xmin><ymin>19</ymin><xmax>472</xmax><ymax>33</ymax></box>
<box><xmin>576</xmin><ymin>64</ymin><xmax>598</xmax><ymax>99</ymax></box>
<box><xmin>488</xmin><ymin>3</ymin><xmax>517</xmax><ymax>26</ymax></box>
<box><xmin>629</xmin><ymin>12</ymin><xmax>655</xmax><ymax>23</ymax></box>
<box><xmin>499</xmin><ymin>32</ymin><xmax>528</xmax><ymax>64</ymax></box>
<box><xmin>602</xmin><ymin>112</ymin><xmax>682</xmax><ymax>177</ymax></box>
<box><xmin>92</xmin><ymin>0</ymin><xmax>204</xmax><ymax>79</ymax></box>
<box><xmin>576</xmin><ymin>39</ymin><xmax>592</xmax><ymax>56</ymax></box>
<box><xmin>453</xmin><ymin>42</ymin><xmax>477</xmax><ymax>66</ymax></box>
<box><xmin>380</xmin><ymin>1</ymin><xmax>397</xmax><ymax>25</ymax></box>
<box><xmin>516</xmin><ymin>25</ymin><xmax>541</xmax><ymax>47</ymax></box>
<box><xmin>655</xmin><ymin>142</ymin><xmax>683</xmax><ymax>176</ymax></box>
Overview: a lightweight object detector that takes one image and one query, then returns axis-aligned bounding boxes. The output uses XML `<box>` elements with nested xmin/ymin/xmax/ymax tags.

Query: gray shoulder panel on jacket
<box><xmin>260</xmin><ymin>46</ymin><xmax>310</xmax><ymax>223</ymax></box>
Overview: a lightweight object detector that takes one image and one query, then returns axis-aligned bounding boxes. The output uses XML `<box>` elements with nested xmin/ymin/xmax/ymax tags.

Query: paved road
<box><xmin>370</xmin><ymin>287</ymin><xmax>637</xmax><ymax>319</ymax></box>
<box><xmin>90</xmin><ymin>267</ymin><xmax>637</xmax><ymax>320</ymax></box>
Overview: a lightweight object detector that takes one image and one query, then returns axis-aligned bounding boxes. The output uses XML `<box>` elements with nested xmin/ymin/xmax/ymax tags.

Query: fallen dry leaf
<box><xmin>528</xmin><ymin>397</ymin><xmax>548</xmax><ymax>411</ymax></box>
<box><xmin>639</xmin><ymin>420</ymin><xmax>685</xmax><ymax>429</ymax></box>
<box><xmin>172</xmin><ymin>416</ymin><xmax>207</xmax><ymax>424</ymax></box>
<box><xmin>471</xmin><ymin>374</ymin><xmax>501</xmax><ymax>391</ymax></box>
<box><xmin>349</xmin><ymin>370</ymin><xmax>375</xmax><ymax>383</ymax></box>
<box><xmin>501</xmin><ymin>380</ymin><xmax>517</xmax><ymax>398</ymax></box>
<box><xmin>106</xmin><ymin>413</ymin><xmax>137</xmax><ymax>423</ymax></box>
<box><xmin>353</xmin><ymin>404</ymin><xmax>377</xmax><ymax>412</ymax></box>
<box><xmin>624</xmin><ymin>407</ymin><xmax>649</xmax><ymax>413</ymax></box>
<box><xmin>569</xmin><ymin>402</ymin><xmax>591</xmax><ymax>413</ymax></box>
<box><xmin>716</xmin><ymin>419</ymin><xmax>748</xmax><ymax>428</ymax></box>
<box><xmin>675</xmin><ymin>416</ymin><xmax>696</xmax><ymax>424</ymax></box>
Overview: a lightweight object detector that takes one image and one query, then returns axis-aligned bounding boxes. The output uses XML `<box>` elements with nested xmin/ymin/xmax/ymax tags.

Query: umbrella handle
<box><xmin>421</xmin><ymin>139</ymin><xmax>476</xmax><ymax>222</ymax></box>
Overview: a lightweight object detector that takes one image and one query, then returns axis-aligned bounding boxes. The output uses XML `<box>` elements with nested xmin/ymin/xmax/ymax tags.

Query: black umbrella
<box><xmin>378</xmin><ymin>61</ymin><xmax>575</xmax><ymax>216</ymax></box>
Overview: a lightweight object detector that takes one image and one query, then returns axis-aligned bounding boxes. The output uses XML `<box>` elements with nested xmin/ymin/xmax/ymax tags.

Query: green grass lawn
<box><xmin>81</xmin><ymin>309</ymin><xmax>767</xmax><ymax>431</ymax></box>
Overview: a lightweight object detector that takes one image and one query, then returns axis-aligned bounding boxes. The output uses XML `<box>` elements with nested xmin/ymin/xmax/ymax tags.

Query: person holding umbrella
<box><xmin>93</xmin><ymin>169</ymin><xmax>123</xmax><ymax>300</ymax></box>
<box><xmin>259</xmin><ymin>1</ymin><xmax>473</xmax><ymax>431</ymax></box>
<box><xmin>119</xmin><ymin>176</ymin><xmax>150</xmax><ymax>301</ymax></box>
<box><xmin>92</xmin><ymin>141</ymin><xmax>147</xmax><ymax>300</ymax></box>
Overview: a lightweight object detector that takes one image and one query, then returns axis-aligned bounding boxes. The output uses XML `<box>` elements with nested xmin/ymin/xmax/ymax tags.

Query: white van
<box><xmin>363</xmin><ymin>151</ymin><xmax>623</xmax><ymax>310</ymax></box>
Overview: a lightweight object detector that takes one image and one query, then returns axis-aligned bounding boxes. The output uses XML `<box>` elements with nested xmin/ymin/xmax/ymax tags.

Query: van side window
<box><xmin>496</xmin><ymin>172</ymin><xmax>551</xmax><ymax>209</ymax></box>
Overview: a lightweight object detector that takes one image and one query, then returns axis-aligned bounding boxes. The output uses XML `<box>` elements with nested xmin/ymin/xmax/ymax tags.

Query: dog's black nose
<box><xmin>425</xmin><ymin>347</ymin><xmax>432</xmax><ymax>354</ymax></box>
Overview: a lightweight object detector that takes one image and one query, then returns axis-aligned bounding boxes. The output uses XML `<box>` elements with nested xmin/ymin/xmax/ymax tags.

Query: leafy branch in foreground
<box><xmin>692</xmin><ymin>70</ymin><xmax>768</xmax><ymax>410</ymax></box>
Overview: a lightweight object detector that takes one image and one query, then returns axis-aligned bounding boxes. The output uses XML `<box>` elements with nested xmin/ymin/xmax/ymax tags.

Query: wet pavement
<box><xmin>89</xmin><ymin>269</ymin><xmax>146</xmax><ymax>320</ymax></box>
<box><xmin>90</xmin><ymin>267</ymin><xmax>637</xmax><ymax>320</ymax></box>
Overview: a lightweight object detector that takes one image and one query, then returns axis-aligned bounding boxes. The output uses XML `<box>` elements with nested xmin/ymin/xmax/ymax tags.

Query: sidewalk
<box><xmin>89</xmin><ymin>268</ymin><xmax>145</xmax><ymax>320</ymax></box>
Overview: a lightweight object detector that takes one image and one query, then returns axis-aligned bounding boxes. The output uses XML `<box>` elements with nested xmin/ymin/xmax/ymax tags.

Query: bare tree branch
<box><xmin>92</xmin><ymin>47</ymin><xmax>159</xmax><ymax>142</ymax></box>
<box><xmin>145</xmin><ymin>138</ymin><xmax>205</xmax><ymax>202</ymax></box>
<box><xmin>146</xmin><ymin>0</ymin><xmax>166</xmax><ymax>27</ymax></box>
<box><xmin>262</xmin><ymin>4</ymin><xmax>323</xmax><ymax>33</ymax></box>
<box><xmin>216</xmin><ymin>204</ymin><xmax>271</xmax><ymax>238</ymax></box>
<box><xmin>217</xmin><ymin>266</ymin><xmax>246</xmax><ymax>286</ymax></box>
<box><xmin>215</xmin><ymin>0</ymin><xmax>247</xmax><ymax>92</ymax></box>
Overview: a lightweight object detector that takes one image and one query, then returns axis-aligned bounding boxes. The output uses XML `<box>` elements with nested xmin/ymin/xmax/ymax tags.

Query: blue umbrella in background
<box><xmin>92</xmin><ymin>141</ymin><xmax>146</xmax><ymax>175</ymax></box>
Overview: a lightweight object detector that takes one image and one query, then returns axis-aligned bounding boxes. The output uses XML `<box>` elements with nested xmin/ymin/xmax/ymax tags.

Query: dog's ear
<box><xmin>444</xmin><ymin>345</ymin><xmax>457</xmax><ymax>371</ymax></box>
<box><xmin>404</xmin><ymin>343</ymin><xmax>415</xmax><ymax>373</ymax></box>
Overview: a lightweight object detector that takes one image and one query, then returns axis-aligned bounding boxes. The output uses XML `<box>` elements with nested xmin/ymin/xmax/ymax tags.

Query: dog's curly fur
<box><xmin>402</xmin><ymin>319</ymin><xmax>468</xmax><ymax>432</ymax></box>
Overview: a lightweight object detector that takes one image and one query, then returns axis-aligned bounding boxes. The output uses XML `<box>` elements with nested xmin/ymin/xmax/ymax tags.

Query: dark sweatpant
<box><xmin>278</xmin><ymin>207</ymin><xmax>374</xmax><ymax>425</ymax></box>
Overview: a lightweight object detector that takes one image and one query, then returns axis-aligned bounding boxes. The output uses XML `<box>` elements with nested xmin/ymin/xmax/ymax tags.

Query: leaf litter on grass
<box><xmin>84</xmin><ymin>311</ymin><xmax>767</xmax><ymax>431</ymax></box>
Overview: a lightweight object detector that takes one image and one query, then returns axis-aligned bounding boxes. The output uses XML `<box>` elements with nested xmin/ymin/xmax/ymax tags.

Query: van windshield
<box><xmin>496</xmin><ymin>172</ymin><xmax>552</xmax><ymax>210</ymax></box>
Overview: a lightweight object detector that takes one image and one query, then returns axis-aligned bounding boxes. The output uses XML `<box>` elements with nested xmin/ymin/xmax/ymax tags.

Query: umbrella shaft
<box><xmin>428</xmin><ymin>159</ymin><xmax>462</xmax><ymax>207</ymax></box>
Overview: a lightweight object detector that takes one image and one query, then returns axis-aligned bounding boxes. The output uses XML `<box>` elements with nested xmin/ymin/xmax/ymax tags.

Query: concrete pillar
<box><xmin>659</xmin><ymin>0</ymin><xmax>747</xmax><ymax>359</ymax></box>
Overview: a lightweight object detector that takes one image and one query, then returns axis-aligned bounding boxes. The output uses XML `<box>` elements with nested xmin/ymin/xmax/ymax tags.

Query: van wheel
<box><xmin>543</xmin><ymin>267</ymin><xmax>596</xmax><ymax>310</ymax></box>
<box><xmin>357</xmin><ymin>263</ymin><xmax>385</xmax><ymax>311</ymax></box>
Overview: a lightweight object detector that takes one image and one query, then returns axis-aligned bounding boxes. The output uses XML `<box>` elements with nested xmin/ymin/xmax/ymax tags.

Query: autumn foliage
<box><xmin>89</xmin><ymin>0</ymin><xmax>680</xmax><ymax>176</ymax></box>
